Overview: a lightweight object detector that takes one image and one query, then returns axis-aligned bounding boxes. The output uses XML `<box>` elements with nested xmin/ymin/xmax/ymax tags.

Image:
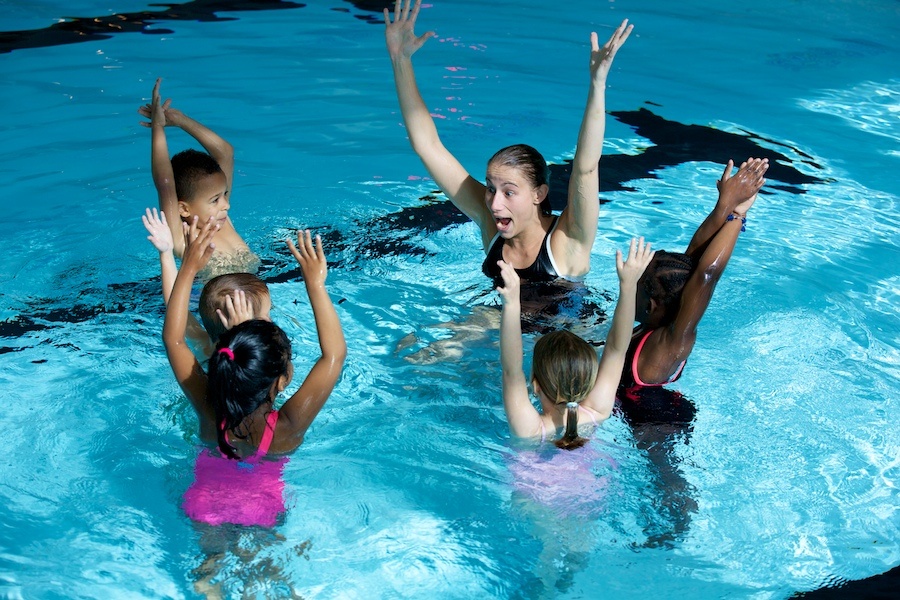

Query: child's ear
<box><xmin>531</xmin><ymin>379</ymin><xmax>542</xmax><ymax>396</ymax></box>
<box><xmin>269</xmin><ymin>372</ymin><xmax>290</xmax><ymax>398</ymax></box>
<box><xmin>279</xmin><ymin>364</ymin><xmax>294</xmax><ymax>391</ymax></box>
<box><xmin>534</xmin><ymin>184</ymin><xmax>549</xmax><ymax>204</ymax></box>
<box><xmin>178</xmin><ymin>201</ymin><xmax>192</xmax><ymax>218</ymax></box>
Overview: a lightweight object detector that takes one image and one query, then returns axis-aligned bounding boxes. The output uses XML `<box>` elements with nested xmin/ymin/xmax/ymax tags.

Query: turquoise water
<box><xmin>1</xmin><ymin>0</ymin><xmax>898</xmax><ymax>598</ymax></box>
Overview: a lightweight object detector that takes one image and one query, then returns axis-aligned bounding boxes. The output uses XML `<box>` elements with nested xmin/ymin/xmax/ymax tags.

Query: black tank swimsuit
<box><xmin>481</xmin><ymin>215</ymin><xmax>561</xmax><ymax>286</ymax></box>
<box><xmin>480</xmin><ymin>216</ymin><xmax>600</xmax><ymax>334</ymax></box>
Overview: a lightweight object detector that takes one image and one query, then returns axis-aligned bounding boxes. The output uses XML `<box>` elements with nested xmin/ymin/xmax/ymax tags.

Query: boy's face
<box><xmin>179</xmin><ymin>171</ymin><xmax>229</xmax><ymax>224</ymax></box>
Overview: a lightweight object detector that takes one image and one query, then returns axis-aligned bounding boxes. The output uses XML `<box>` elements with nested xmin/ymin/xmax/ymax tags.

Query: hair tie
<box><xmin>218</xmin><ymin>347</ymin><xmax>235</xmax><ymax>361</ymax></box>
<box><xmin>566</xmin><ymin>401</ymin><xmax>578</xmax><ymax>410</ymax></box>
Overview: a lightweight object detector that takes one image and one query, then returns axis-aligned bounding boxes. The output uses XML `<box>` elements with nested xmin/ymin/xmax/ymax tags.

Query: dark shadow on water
<box><xmin>0</xmin><ymin>0</ymin><xmax>306</xmax><ymax>54</ymax></box>
<box><xmin>0</xmin><ymin>0</ymin><xmax>409</xmax><ymax>55</ymax></box>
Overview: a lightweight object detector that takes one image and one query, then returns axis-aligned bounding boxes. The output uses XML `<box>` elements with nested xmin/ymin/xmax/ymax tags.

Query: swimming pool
<box><xmin>1</xmin><ymin>0</ymin><xmax>898</xmax><ymax>597</ymax></box>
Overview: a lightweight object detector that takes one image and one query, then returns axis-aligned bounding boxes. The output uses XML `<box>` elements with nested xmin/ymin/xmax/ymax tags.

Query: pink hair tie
<box><xmin>218</xmin><ymin>347</ymin><xmax>235</xmax><ymax>361</ymax></box>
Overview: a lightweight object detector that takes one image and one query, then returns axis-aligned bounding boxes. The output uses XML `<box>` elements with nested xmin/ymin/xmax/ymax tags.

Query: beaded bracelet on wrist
<box><xmin>726</xmin><ymin>213</ymin><xmax>747</xmax><ymax>232</ymax></box>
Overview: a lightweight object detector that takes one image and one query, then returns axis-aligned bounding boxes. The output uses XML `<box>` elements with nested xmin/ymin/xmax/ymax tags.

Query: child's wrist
<box><xmin>726</xmin><ymin>212</ymin><xmax>748</xmax><ymax>232</ymax></box>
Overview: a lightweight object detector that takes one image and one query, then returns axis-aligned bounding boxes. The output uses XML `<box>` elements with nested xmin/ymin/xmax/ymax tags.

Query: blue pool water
<box><xmin>1</xmin><ymin>0</ymin><xmax>899</xmax><ymax>598</ymax></box>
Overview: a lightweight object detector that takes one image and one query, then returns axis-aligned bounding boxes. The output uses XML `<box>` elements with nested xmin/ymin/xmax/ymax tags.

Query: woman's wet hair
<box><xmin>488</xmin><ymin>144</ymin><xmax>552</xmax><ymax>215</ymax></box>
<box><xmin>532</xmin><ymin>330</ymin><xmax>599</xmax><ymax>450</ymax></box>
<box><xmin>641</xmin><ymin>250</ymin><xmax>695</xmax><ymax>323</ymax></box>
<box><xmin>207</xmin><ymin>320</ymin><xmax>291</xmax><ymax>459</ymax></box>
<box><xmin>199</xmin><ymin>273</ymin><xmax>271</xmax><ymax>342</ymax></box>
<box><xmin>171</xmin><ymin>148</ymin><xmax>223</xmax><ymax>203</ymax></box>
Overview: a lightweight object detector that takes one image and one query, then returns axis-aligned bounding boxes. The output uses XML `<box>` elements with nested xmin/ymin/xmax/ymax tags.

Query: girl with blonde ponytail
<box><xmin>497</xmin><ymin>238</ymin><xmax>654</xmax><ymax>447</ymax></box>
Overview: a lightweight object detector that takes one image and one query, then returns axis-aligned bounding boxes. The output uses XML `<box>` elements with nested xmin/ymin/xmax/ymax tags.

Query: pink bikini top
<box><xmin>631</xmin><ymin>329</ymin><xmax>686</xmax><ymax>387</ymax></box>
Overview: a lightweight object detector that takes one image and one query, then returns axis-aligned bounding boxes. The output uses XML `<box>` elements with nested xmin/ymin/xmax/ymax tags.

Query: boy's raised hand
<box><xmin>138</xmin><ymin>78</ymin><xmax>170</xmax><ymax>127</ymax></box>
<box><xmin>138</xmin><ymin>78</ymin><xmax>185</xmax><ymax>127</ymax></box>
<box><xmin>216</xmin><ymin>290</ymin><xmax>255</xmax><ymax>331</ymax></box>
<box><xmin>142</xmin><ymin>208</ymin><xmax>174</xmax><ymax>253</ymax></box>
<box><xmin>617</xmin><ymin>237</ymin><xmax>655</xmax><ymax>287</ymax></box>
<box><xmin>496</xmin><ymin>260</ymin><xmax>521</xmax><ymax>306</ymax></box>
<box><xmin>181</xmin><ymin>216</ymin><xmax>219</xmax><ymax>274</ymax></box>
<box><xmin>287</xmin><ymin>229</ymin><xmax>328</xmax><ymax>289</ymax></box>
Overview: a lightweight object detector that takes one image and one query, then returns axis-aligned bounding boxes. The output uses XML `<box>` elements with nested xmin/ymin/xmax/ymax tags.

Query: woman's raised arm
<box><xmin>384</xmin><ymin>0</ymin><xmax>493</xmax><ymax>243</ymax></box>
<box><xmin>555</xmin><ymin>20</ymin><xmax>633</xmax><ymax>277</ymax></box>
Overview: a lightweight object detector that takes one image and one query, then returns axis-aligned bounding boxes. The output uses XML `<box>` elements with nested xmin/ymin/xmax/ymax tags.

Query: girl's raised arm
<box><xmin>555</xmin><ymin>20</ymin><xmax>633</xmax><ymax>277</ymax></box>
<box><xmin>162</xmin><ymin>217</ymin><xmax>220</xmax><ymax>440</ymax></box>
<box><xmin>583</xmin><ymin>238</ymin><xmax>654</xmax><ymax>418</ymax></box>
<box><xmin>142</xmin><ymin>208</ymin><xmax>213</xmax><ymax>355</ymax></box>
<box><xmin>639</xmin><ymin>159</ymin><xmax>766</xmax><ymax>381</ymax></box>
<box><xmin>141</xmin><ymin>79</ymin><xmax>184</xmax><ymax>255</ymax></box>
<box><xmin>497</xmin><ymin>260</ymin><xmax>543</xmax><ymax>438</ymax></box>
<box><xmin>278</xmin><ymin>230</ymin><xmax>347</xmax><ymax>445</ymax></box>
<box><xmin>384</xmin><ymin>0</ymin><xmax>493</xmax><ymax>246</ymax></box>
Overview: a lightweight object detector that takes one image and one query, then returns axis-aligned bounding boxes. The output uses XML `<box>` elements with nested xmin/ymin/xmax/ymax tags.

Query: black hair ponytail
<box><xmin>207</xmin><ymin>320</ymin><xmax>291</xmax><ymax>459</ymax></box>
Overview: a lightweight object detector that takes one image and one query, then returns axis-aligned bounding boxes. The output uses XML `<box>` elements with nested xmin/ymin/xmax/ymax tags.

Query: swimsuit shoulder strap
<box><xmin>631</xmin><ymin>329</ymin><xmax>686</xmax><ymax>387</ymax></box>
<box><xmin>255</xmin><ymin>410</ymin><xmax>279</xmax><ymax>456</ymax></box>
<box><xmin>486</xmin><ymin>230</ymin><xmax>503</xmax><ymax>256</ymax></box>
<box><xmin>543</xmin><ymin>215</ymin><xmax>560</xmax><ymax>266</ymax></box>
<box><xmin>631</xmin><ymin>328</ymin><xmax>656</xmax><ymax>387</ymax></box>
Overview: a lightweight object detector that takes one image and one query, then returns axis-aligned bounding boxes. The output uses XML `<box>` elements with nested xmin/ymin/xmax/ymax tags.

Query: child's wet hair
<box><xmin>641</xmin><ymin>250</ymin><xmax>695</xmax><ymax>323</ymax></box>
<box><xmin>171</xmin><ymin>148</ymin><xmax>222</xmax><ymax>203</ymax></box>
<box><xmin>199</xmin><ymin>273</ymin><xmax>270</xmax><ymax>342</ymax></box>
<box><xmin>532</xmin><ymin>330</ymin><xmax>598</xmax><ymax>450</ymax></box>
<box><xmin>207</xmin><ymin>320</ymin><xmax>291</xmax><ymax>460</ymax></box>
<box><xmin>488</xmin><ymin>144</ymin><xmax>552</xmax><ymax>216</ymax></box>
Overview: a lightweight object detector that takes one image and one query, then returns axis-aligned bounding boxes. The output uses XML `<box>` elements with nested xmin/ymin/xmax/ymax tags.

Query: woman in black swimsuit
<box><xmin>384</xmin><ymin>0</ymin><xmax>632</xmax><ymax>288</ymax></box>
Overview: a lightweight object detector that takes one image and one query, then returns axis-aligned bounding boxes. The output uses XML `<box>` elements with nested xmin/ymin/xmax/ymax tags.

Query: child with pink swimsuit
<box><xmin>164</xmin><ymin>218</ymin><xmax>346</xmax><ymax>527</ymax></box>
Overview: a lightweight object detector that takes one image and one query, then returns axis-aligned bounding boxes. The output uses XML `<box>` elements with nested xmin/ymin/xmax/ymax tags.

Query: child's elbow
<box><xmin>325</xmin><ymin>345</ymin><xmax>348</xmax><ymax>368</ymax></box>
<box><xmin>699</xmin><ymin>263</ymin><xmax>725</xmax><ymax>287</ymax></box>
<box><xmin>335</xmin><ymin>346</ymin><xmax>348</xmax><ymax>366</ymax></box>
